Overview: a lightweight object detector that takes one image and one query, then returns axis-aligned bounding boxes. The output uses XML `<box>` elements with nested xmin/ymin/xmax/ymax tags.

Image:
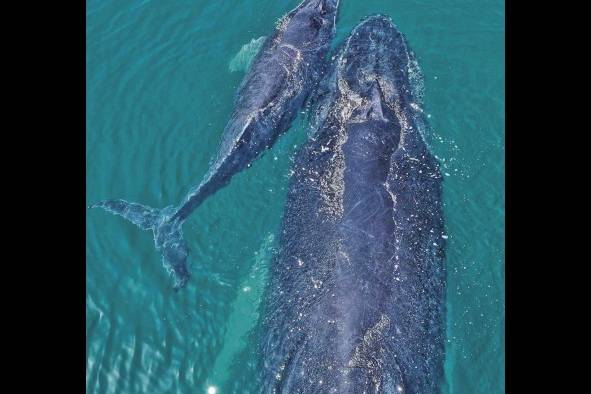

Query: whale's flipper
<box><xmin>90</xmin><ymin>199</ymin><xmax>191</xmax><ymax>290</ymax></box>
<box><xmin>229</xmin><ymin>36</ymin><xmax>267</xmax><ymax>73</ymax></box>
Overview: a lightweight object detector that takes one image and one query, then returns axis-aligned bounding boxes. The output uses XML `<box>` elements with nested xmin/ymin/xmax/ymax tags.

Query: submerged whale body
<box><xmin>90</xmin><ymin>0</ymin><xmax>340</xmax><ymax>289</ymax></box>
<box><xmin>252</xmin><ymin>15</ymin><xmax>446</xmax><ymax>393</ymax></box>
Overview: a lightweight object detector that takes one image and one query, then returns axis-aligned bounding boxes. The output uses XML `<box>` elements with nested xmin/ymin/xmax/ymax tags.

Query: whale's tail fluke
<box><xmin>89</xmin><ymin>199</ymin><xmax>162</xmax><ymax>230</ymax></box>
<box><xmin>89</xmin><ymin>199</ymin><xmax>191</xmax><ymax>290</ymax></box>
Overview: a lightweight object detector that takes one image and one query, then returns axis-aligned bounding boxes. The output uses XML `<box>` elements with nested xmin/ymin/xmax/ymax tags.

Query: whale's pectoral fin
<box><xmin>229</xmin><ymin>35</ymin><xmax>268</xmax><ymax>73</ymax></box>
<box><xmin>89</xmin><ymin>199</ymin><xmax>161</xmax><ymax>230</ymax></box>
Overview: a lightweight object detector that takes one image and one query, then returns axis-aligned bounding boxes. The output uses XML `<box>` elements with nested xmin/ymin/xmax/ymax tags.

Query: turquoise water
<box><xmin>86</xmin><ymin>0</ymin><xmax>504</xmax><ymax>393</ymax></box>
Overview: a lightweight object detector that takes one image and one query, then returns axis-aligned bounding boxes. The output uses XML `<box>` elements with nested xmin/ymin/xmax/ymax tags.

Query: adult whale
<box><xmin>252</xmin><ymin>15</ymin><xmax>446</xmax><ymax>393</ymax></box>
<box><xmin>90</xmin><ymin>0</ymin><xmax>340</xmax><ymax>289</ymax></box>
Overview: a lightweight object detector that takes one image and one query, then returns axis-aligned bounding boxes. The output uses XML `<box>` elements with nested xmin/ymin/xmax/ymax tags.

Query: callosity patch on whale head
<box><xmin>280</xmin><ymin>0</ymin><xmax>339</xmax><ymax>49</ymax></box>
<box><xmin>337</xmin><ymin>15</ymin><xmax>424</xmax><ymax>110</ymax></box>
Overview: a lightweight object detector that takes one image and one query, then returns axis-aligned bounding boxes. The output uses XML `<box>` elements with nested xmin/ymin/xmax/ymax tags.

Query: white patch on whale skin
<box><xmin>228</xmin><ymin>36</ymin><xmax>267</xmax><ymax>73</ymax></box>
<box><xmin>347</xmin><ymin>314</ymin><xmax>391</xmax><ymax>390</ymax></box>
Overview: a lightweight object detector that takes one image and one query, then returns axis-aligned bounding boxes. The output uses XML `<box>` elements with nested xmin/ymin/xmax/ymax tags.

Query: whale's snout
<box><xmin>317</xmin><ymin>0</ymin><xmax>339</xmax><ymax>14</ymax></box>
<box><xmin>344</xmin><ymin>15</ymin><xmax>400</xmax><ymax>54</ymax></box>
<box><xmin>301</xmin><ymin>0</ymin><xmax>338</xmax><ymax>13</ymax></box>
<box><xmin>335</xmin><ymin>14</ymin><xmax>420</xmax><ymax>109</ymax></box>
<box><xmin>353</xmin><ymin>14</ymin><xmax>398</xmax><ymax>35</ymax></box>
<box><xmin>281</xmin><ymin>0</ymin><xmax>339</xmax><ymax>50</ymax></box>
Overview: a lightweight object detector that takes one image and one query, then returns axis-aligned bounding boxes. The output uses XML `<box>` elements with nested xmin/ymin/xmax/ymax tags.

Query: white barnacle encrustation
<box><xmin>347</xmin><ymin>315</ymin><xmax>391</xmax><ymax>390</ymax></box>
<box><xmin>273</xmin><ymin>15</ymin><xmax>291</xmax><ymax>44</ymax></box>
<box><xmin>311</xmin><ymin>276</ymin><xmax>323</xmax><ymax>289</ymax></box>
<box><xmin>316</xmin><ymin>63</ymin><xmax>370</xmax><ymax>219</ymax></box>
<box><xmin>409</xmin><ymin>102</ymin><xmax>423</xmax><ymax>113</ymax></box>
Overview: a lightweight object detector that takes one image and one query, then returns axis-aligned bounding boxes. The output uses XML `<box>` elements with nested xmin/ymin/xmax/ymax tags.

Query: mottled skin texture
<box><xmin>255</xmin><ymin>16</ymin><xmax>446</xmax><ymax>393</ymax></box>
<box><xmin>173</xmin><ymin>0</ymin><xmax>339</xmax><ymax>222</ymax></box>
<box><xmin>90</xmin><ymin>0</ymin><xmax>339</xmax><ymax>289</ymax></box>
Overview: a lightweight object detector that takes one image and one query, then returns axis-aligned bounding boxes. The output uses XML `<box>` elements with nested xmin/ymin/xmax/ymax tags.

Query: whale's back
<box><xmin>256</xmin><ymin>15</ymin><xmax>445</xmax><ymax>394</ymax></box>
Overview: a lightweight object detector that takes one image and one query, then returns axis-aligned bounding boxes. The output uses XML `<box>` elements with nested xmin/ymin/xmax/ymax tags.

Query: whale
<box><xmin>90</xmin><ymin>0</ymin><xmax>340</xmax><ymax>289</ymax></box>
<box><xmin>250</xmin><ymin>15</ymin><xmax>446</xmax><ymax>393</ymax></box>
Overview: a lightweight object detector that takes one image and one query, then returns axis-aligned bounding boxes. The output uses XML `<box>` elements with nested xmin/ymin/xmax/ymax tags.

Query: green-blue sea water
<box><xmin>86</xmin><ymin>1</ymin><xmax>504</xmax><ymax>393</ymax></box>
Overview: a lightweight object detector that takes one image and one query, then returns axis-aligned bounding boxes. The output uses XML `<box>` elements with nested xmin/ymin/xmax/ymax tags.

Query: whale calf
<box><xmin>253</xmin><ymin>15</ymin><xmax>446</xmax><ymax>393</ymax></box>
<box><xmin>90</xmin><ymin>0</ymin><xmax>340</xmax><ymax>289</ymax></box>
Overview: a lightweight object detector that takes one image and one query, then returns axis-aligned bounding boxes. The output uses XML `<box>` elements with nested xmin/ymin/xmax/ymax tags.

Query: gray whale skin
<box><xmin>248</xmin><ymin>15</ymin><xmax>446</xmax><ymax>394</ymax></box>
<box><xmin>89</xmin><ymin>0</ymin><xmax>339</xmax><ymax>290</ymax></box>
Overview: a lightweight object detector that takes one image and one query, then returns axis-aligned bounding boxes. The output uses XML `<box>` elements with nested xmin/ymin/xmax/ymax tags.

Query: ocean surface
<box><xmin>86</xmin><ymin>1</ymin><xmax>504</xmax><ymax>393</ymax></box>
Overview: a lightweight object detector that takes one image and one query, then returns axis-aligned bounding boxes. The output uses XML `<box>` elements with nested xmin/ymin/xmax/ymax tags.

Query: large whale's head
<box><xmin>336</xmin><ymin>15</ymin><xmax>424</xmax><ymax>112</ymax></box>
<box><xmin>280</xmin><ymin>0</ymin><xmax>339</xmax><ymax>50</ymax></box>
<box><xmin>313</xmin><ymin>14</ymin><xmax>429</xmax><ymax>155</ymax></box>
